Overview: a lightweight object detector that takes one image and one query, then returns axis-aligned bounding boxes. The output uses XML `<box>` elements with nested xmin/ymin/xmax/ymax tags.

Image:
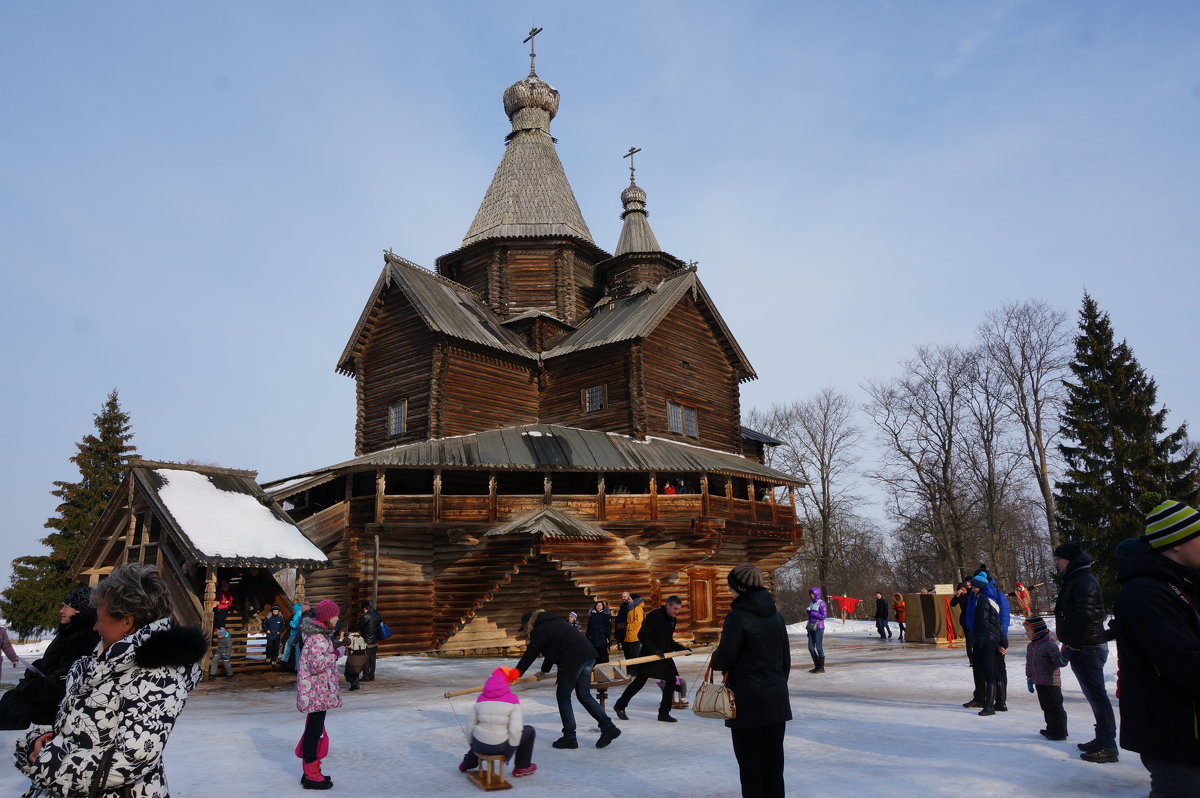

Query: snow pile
<box><xmin>156</xmin><ymin>469</ymin><xmax>326</xmax><ymax>561</ymax></box>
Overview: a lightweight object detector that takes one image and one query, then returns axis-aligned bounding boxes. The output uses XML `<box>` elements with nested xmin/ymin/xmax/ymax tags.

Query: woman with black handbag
<box><xmin>712</xmin><ymin>563</ymin><xmax>792</xmax><ymax>798</ymax></box>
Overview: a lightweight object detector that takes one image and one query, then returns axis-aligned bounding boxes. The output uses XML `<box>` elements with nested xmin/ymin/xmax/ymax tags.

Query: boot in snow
<box><xmin>977</xmin><ymin>685</ymin><xmax>996</xmax><ymax>717</ymax></box>
<box><xmin>552</xmin><ymin>733</ymin><xmax>579</xmax><ymax>749</ymax></box>
<box><xmin>993</xmin><ymin>681</ymin><xmax>1008</xmax><ymax>711</ymax></box>
<box><xmin>301</xmin><ymin>760</ymin><xmax>332</xmax><ymax>790</ymax></box>
<box><xmin>814</xmin><ymin>655</ymin><xmax>825</xmax><ymax>673</ymax></box>
<box><xmin>596</xmin><ymin>723</ymin><xmax>621</xmax><ymax>748</ymax></box>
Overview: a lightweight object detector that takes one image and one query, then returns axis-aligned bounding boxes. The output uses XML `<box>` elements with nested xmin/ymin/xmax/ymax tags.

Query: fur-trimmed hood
<box><xmin>135</xmin><ymin>624</ymin><xmax>208</xmax><ymax>669</ymax></box>
<box><xmin>300</xmin><ymin>615</ymin><xmax>334</xmax><ymax>640</ymax></box>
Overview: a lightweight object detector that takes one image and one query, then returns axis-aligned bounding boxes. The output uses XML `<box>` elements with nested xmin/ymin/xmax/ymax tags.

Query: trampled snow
<box><xmin>155</xmin><ymin>468</ymin><xmax>326</xmax><ymax>562</ymax></box>
<box><xmin>0</xmin><ymin>620</ymin><xmax>1152</xmax><ymax>797</ymax></box>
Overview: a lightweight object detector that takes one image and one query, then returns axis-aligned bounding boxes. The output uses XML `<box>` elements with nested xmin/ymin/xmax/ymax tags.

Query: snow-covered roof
<box><xmin>139</xmin><ymin>465</ymin><xmax>329</xmax><ymax>568</ymax></box>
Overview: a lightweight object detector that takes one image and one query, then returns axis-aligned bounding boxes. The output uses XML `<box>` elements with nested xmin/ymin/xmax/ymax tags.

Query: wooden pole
<box><xmin>441</xmin><ymin>646</ymin><xmax>716</xmax><ymax>699</ymax></box>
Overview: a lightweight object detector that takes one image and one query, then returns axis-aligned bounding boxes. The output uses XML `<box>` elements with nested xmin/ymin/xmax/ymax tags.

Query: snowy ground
<box><xmin>0</xmin><ymin>619</ymin><xmax>1152</xmax><ymax>797</ymax></box>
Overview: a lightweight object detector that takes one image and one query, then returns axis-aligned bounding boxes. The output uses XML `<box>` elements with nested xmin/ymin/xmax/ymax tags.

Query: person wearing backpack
<box><xmin>354</xmin><ymin>600</ymin><xmax>383</xmax><ymax>682</ymax></box>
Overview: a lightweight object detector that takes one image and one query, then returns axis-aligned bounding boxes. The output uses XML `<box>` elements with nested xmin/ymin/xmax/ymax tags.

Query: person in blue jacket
<box><xmin>969</xmin><ymin>571</ymin><xmax>1010</xmax><ymax>716</ymax></box>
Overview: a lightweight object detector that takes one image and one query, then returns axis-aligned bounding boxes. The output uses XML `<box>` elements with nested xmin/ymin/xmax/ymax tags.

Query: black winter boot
<box><xmin>808</xmin><ymin>654</ymin><xmax>820</xmax><ymax>673</ymax></box>
<box><xmin>814</xmin><ymin>655</ymin><xmax>825</xmax><ymax>673</ymax></box>
<box><xmin>977</xmin><ymin>685</ymin><xmax>996</xmax><ymax>716</ymax></box>
<box><xmin>552</xmin><ymin>733</ymin><xmax>579</xmax><ymax>749</ymax></box>
<box><xmin>994</xmin><ymin>681</ymin><xmax>1008</xmax><ymax>712</ymax></box>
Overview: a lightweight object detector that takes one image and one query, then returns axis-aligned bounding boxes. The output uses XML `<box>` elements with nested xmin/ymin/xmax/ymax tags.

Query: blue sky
<box><xmin>2</xmin><ymin>2</ymin><xmax>1198</xmax><ymax>584</ymax></box>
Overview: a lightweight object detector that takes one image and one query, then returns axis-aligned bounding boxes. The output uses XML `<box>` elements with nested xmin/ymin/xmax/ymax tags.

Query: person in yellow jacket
<box><xmin>622</xmin><ymin>594</ymin><xmax>645</xmax><ymax>664</ymax></box>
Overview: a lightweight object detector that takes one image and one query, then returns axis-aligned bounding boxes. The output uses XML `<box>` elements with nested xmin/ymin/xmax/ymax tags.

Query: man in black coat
<box><xmin>613</xmin><ymin>596</ymin><xmax>688</xmax><ymax>722</ymax></box>
<box><xmin>874</xmin><ymin>592</ymin><xmax>891</xmax><ymax>639</ymax></box>
<box><xmin>1054</xmin><ymin>542</ymin><xmax>1118</xmax><ymax>763</ymax></box>
<box><xmin>354</xmin><ymin>600</ymin><xmax>383</xmax><ymax>681</ymax></box>
<box><xmin>515</xmin><ymin>609</ymin><xmax>621</xmax><ymax>750</ymax></box>
<box><xmin>0</xmin><ymin>587</ymin><xmax>100</xmax><ymax>730</ymax></box>
<box><xmin>1114</xmin><ymin>496</ymin><xmax>1200</xmax><ymax>794</ymax></box>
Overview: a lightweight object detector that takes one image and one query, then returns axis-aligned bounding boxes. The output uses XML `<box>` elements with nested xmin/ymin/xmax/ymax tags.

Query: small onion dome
<box><xmin>503</xmin><ymin>73</ymin><xmax>559</xmax><ymax>134</ymax></box>
<box><xmin>620</xmin><ymin>181</ymin><xmax>648</xmax><ymax>219</ymax></box>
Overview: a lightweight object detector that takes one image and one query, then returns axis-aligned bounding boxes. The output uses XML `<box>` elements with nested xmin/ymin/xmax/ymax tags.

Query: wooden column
<box><xmin>543</xmin><ymin>474</ymin><xmax>552</xmax><ymax>508</ymax></box>
<box><xmin>749</xmin><ymin>480</ymin><xmax>757</xmax><ymax>523</ymax></box>
<box><xmin>295</xmin><ymin>572</ymin><xmax>307</xmax><ymax>604</ymax></box>
<box><xmin>372</xmin><ymin>534</ymin><xmax>380</xmax><ymax>606</ymax></box>
<box><xmin>700</xmin><ymin>473</ymin><xmax>710</xmax><ymax>517</ymax></box>
<box><xmin>649</xmin><ymin>474</ymin><xmax>658</xmax><ymax>520</ymax></box>
<box><xmin>434</xmin><ymin>469</ymin><xmax>443</xmax><ymax>522</ymax></box>
<box><xmin>375</xmin><ymin>469</ymin><xmax>385</xmax><ymax>525</ymax></box>
<box><xmin>597</xmin><ymin>475</ymin><xmax>606</xmax><ymax>522</ymax></box>
<box><xmin>488</xmin><ymin>473</ymin><xmax>497</xmax><ymax>522</ymax></box>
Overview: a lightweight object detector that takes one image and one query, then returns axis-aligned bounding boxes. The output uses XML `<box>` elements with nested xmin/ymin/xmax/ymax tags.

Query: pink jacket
<box><xmin>296</xmin><ymin>618</ymin><xmax>341</xmax><ymax>713</ymax></box>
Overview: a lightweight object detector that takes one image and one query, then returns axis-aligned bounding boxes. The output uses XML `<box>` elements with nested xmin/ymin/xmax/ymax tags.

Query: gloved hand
<box><xmin>1061</xmin><ymin>645</ymin><xmax>1072</xmax><ymax>664</ymax></box>
<box><xmin>1027</xmin><ymin>679</ymin><xmax>1035</xmax><ymax>693</ymax></box>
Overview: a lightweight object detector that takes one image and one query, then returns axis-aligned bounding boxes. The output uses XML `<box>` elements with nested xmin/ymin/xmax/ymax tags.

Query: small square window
<box><xmin>667</xmin><ymin>401</ymin><xmax>699</xmax><ymax>438</ymax></box>
<box><xmin>583</xmin><ymin>384</ymin><xmax>607</xmax><ymax>413</ymax></box>
<box><xmin>388</xmin><ymin>400</ymin><xmax>407</xmax><ymax>436</ymax></box>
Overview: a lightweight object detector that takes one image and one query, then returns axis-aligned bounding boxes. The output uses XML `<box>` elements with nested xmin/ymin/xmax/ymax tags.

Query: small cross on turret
<box><xmin>523</xmin><ymin>26</ymin><xmax>544</xmax><ymax>75</ymax></box>
<box><xmin>623</xmin><ymin>146</ymin><xmax>642</xmax><ymax>184</ymax></box>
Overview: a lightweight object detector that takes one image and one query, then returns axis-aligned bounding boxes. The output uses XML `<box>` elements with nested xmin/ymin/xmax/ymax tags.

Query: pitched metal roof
<box><xmin>486</xmin><ymin>507</ymin><xmax>614</xmax><ymax>540</ymax></box>
<box><xmin>741</xmin><ymin>426</ymin><xmax>786</xmax><ymax>447</ymax></box>
<box><xmin>264</xmin><ymin>424</ymin><xmax>803</xmax><ymax>489</ymax></box>
<box><xmin>540</xmin><ymin>271</ymin><xmax>756</xmax><ymax>379</ymax></box>
<box><xmin>337</xmin><ymin>254</ymin><xmax>535</xmax><ymax>374</ymax></box>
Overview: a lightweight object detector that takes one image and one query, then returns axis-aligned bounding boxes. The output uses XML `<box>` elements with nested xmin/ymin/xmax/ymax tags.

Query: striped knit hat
<box><xmin>1025</xmin><ymin>615</ymin><xmax>1049</xmax><ymax>639</ymax></box>
<box><xmin>1141</xmin><ymin>493</ymin><xmax>1200</xmax><ymax>550</ymax></box>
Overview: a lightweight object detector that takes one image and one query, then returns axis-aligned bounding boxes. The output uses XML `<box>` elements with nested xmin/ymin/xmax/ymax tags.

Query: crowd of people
<box><xmin>5</xmin><ymin>491</ymin><xmax>1199</xmax><ymax>796</ymax></box>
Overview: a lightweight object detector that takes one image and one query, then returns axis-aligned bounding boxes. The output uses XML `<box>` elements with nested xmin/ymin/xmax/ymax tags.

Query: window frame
<box><xmin>387</xmin><ymin>399</ymin><xmax>407</xmax><ymax>436</ymax></box>
<box><xmin>582</xmin><ymin>383</ymin><xmax>608</xmax><ymax>413</ymax></box>
<box><xmin>667</xmin><ymin>400</ymin><xmax>699</xmax><ymax>438</ymax></box>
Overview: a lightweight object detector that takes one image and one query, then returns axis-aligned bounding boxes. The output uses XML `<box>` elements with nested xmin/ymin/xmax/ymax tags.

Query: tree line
<box><xmin>753</xmin><ymin>294</ymin><xmax>1198</xmax><ymax>620</ymax></box>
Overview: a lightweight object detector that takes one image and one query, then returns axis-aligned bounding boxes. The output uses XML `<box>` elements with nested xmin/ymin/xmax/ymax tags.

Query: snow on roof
<box><xmin>155</xmin><ymin>469</ymin><xmax>327</xmax><ymax>562</ymax></box>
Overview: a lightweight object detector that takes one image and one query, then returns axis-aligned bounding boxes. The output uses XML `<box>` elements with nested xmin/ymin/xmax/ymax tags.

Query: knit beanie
<box><xmin>1025</xmin><ymin>615</ymin><xmax>1049</xmax><ymax>639</ymax></box>
<box><xmin>728</xmin><ymin>563</ymin><xmax>764</xmax><ymax>594</ymax></box>
<box><xmin>315</xmin><ymin>599</ymin><xmax>340</xmax><ymax>623</ymax></box>
<box><xmin>1053</xmin><ymin>542</ymin><xmax>1083</xmax><ymax>561</ymax></box>
<box><xmin>62</xmin><ymin>586</ymin><xmax>92</xmax><ymax>613</ymax></box>
<box><xmin>970</xmin><ymin>572</ymin><xmax>989</xmax><ymax>589</ymax></box>
<box><xmin>1140</xmin><ymin>493</ymin><xmax>1200</xmax><ymax>550</ymax></box>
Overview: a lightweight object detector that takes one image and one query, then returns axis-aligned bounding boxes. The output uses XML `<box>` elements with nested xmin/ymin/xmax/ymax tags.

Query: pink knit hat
<box><xmin>315</xmin><ymin>600</ymin><xmax>340</xmax><ymax>623</ymax></box>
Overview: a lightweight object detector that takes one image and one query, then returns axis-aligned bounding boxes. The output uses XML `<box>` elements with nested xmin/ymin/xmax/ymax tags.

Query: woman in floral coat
<box><xmin>296</xmin><ymin>600</ymin><xmax>341</xmax><ymax>790</ymax></box>
<box><xmin>13</xmin><ymin>563</ymin><xmax>205</xmax><ymax>798</ymax></box>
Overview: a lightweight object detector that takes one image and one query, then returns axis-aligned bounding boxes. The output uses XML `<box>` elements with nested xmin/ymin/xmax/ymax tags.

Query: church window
<box><xmin>582</xmin><ymin>384</ymin><xmax>607</xmax><ymax>413</ymax></box>
<box><xmin>388</xmin><ymin>400</ymin><xmax>407</xmax><ymax>436</ymax></box>
<box><xmin>668</xmin><ymin>401</ymin><xmax>698</xmax><ymax>437</ymax></box>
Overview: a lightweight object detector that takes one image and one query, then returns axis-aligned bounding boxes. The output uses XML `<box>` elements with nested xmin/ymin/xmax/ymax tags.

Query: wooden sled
<box><xmin>470</xmin><ymin>754</ymin><xmax>511</xmax><ymax>791</ymax></box>
<box><xmin>591</xmin><ymin>663</ymin><xmax>633</xmax><ymax>709</ymax></box>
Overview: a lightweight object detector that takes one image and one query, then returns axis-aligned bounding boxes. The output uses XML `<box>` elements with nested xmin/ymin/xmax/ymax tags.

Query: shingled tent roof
<box><xmin>460</xmin><ymin>68</ymin><xmax>593</xmax><ymax>248</ymax></box>
<box><xmin>337</xmin><ymin>253</ymin><xmax>535</xmax><ymax>375</ymax></box>
<box><xmin>263</xmin><ymin>424</ymin><xmax>802</xmax><ymax>496</ymax></box>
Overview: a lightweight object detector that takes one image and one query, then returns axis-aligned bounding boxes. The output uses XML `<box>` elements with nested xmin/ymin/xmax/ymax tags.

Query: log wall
<box><xmin>356</xmin><ymin>285</ymin><xmax>438</xmax><ymax>455</ymax></box>
<box><xmin>641</xmin><ymin>296</ymin><xmax>742</xmax><ymax>453</ymax></box>
<box><xmin>439</xmin><ymin>346</ymin><xmax>538</xmax><ymax>435</ymax></box>
<box><xmin>540</xmin><ymin>347</ymin><xmax>633</xmax><ymax>432</ymax></box>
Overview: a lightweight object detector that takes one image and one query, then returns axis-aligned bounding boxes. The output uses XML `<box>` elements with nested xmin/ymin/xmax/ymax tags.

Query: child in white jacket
<box><xmin>458</xmin><ymin>666</ymin><xmax>537</xmax><ymax>777</ymax></box>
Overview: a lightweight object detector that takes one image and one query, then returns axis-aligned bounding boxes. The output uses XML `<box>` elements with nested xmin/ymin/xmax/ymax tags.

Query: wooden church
<box><xmin>70</xmin><ymin>38</ymin><xmax>804</xmax><ymax>659</ymax></box>
<box><xmin>262</xmin><ymin>43</ymin><xmax>804</xmax><ymax>655</ymax></box>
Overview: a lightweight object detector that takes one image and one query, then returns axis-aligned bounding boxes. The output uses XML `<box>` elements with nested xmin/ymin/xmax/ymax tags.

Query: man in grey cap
<box><xmin>1054</xmin><ymin>541</ymin><xmax>1117</xmax><ymax>763</ymax></box>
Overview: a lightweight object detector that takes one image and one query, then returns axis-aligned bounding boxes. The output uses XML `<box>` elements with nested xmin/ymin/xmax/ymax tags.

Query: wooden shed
<box><xmin>71</xmin><ymin>461</ymin><xmax>331</xmax><ymax>670</ymax></box>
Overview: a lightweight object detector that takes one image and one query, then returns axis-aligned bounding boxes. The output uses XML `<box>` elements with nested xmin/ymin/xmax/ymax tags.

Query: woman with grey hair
<box><xmin>14</xmin><ymin>562</ymin><xmax>206</xmax><ymax>797</ymax></box>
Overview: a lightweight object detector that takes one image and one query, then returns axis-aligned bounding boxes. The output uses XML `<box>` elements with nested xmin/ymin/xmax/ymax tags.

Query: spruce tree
<box><xmin>0</xmin><ymin>390</ymin><xmax>137</xmax><ymax>637</ymax></box>
<box><xmin>1055</xmin><ymin>295</ymin><xmax>1198</xmax><ymax>600</ymax></box>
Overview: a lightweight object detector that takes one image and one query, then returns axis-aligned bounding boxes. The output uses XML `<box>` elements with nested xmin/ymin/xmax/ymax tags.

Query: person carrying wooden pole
<box><xmin>513</xmin><ymin>608</ymin><xmax>622</xmax><ymax>750</ymax></box>
<box><xmin>613</xmin><ymin>595</ymin><xmax>690</xmax><ymax>722</ymax></box>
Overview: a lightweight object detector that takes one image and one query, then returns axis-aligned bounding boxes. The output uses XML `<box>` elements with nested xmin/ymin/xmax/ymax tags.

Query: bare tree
<box><xmin>865</xmin><ymin>344</ymin><xmax>976</xmax><ymax>582</ymax></box>
<box><xmin>746</xmin><ymin>388</ymin><xmax>863</xmax><ymax>594</ymax></box>
<box><xmin>978</xmin><ymin>299</ymin><xmax>1071</xmax><ymax>550</ymax></box>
